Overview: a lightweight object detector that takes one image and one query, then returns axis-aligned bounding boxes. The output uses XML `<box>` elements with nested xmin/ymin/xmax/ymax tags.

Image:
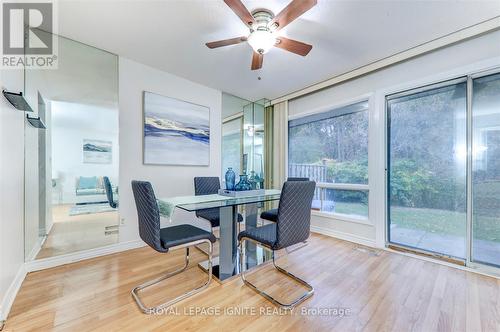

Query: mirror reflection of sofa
<box><xmin>75</xmin><ymin>176</ymin><xmax>118</xmax><ymax>204</ymax></box>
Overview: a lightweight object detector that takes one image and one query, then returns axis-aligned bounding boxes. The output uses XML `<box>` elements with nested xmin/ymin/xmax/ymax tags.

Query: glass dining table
<box><xmin>158</xmin><ymin>190</ymin><xmax>281</xmax><ymax>282</ymax></box>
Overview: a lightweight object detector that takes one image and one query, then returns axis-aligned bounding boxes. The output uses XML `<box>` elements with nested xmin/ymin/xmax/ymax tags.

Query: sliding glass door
<box><xmin>472</xmin><ymin>72</ymin><xmax>500</xmax><ymax>267</ymax></box>
<box><xmin>387</xmin><ymin>79</ymin><xmax>468</xmax><ymax>259</ymax></box>
<box><xmin>388</xmin><ymin>72</ymin><xmax>500</xmax><ymax>269</ymax></box>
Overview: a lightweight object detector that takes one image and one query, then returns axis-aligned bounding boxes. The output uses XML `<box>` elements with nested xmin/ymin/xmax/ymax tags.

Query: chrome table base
<box><xmin>197</xmin><ymin>245</ymin><xmax>271</xmax><ymax>282</ymax></box>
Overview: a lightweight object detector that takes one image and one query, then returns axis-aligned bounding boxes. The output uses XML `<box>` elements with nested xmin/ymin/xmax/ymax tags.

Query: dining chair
<box><xmin>103</xmin><ymin>176</ymin><xmax>118</xmax><ymax>208</ymax></box>
<box><xmin>131</xmin><ymin>180</ymin><xmax>215</xmax><ymax>314</ymax></box>
<box><xmin>238</xmin><ymin>180</ymin><xmax>316</xmax><ymax>309</ymax></box>
<box><xmin>260</xmin><ymin>177</ymin><xmax>309</xmax><ymax>223</ymax></box>
<box><xmin>194</xmin><ymin>176</ymin><xmax>243</xmax><ymax>232</ymax></box>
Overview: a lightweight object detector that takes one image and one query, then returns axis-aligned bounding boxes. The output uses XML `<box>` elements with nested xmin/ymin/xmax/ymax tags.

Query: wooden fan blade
<box><xmin>224</xmin><ymin>0</ymin><xmax>255</xmax><ymax>27</ymax></box>
<box><xmin>206</xmin><ymin>36</ymin><xmax>247</xmax><ymax>49</ymax></box>
<box><xmin>270</xmin><ymin>0</ymin><xmax>317</xmax><ymax>31</ymax></box>
<box><xmin>275</xmin><ymin>37</ymin><xmax>312</xmax><ymax>56</ymax></box>
<box><xmin>251</xmin><ymin>52</ymin><xmax>263</xmax><ymax>70</ymax></box>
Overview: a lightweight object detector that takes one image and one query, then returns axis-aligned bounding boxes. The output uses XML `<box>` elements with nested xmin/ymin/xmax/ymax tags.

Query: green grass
<box><xmin>334</xmin><ymin>202</ymin><xmax>368</xmax><ymax>217</ymax></box>
<box><xmin>330</xmin><ymin>202</ymin><xmax>500</xmax><ymax>243</ymax></box>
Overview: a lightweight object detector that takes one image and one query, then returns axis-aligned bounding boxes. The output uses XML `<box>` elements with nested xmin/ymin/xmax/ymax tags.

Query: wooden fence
<box><xmin>288</xmin><ymin>163</ymin><xmax>327</xmax><ymax>200</ymax></box>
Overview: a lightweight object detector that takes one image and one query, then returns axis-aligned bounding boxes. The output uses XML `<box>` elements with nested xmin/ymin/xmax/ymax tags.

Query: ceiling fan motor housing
<box><xmin>248</xmin><ymin>9</ymin><xmax>276</xmax><ymax>54</ymax></box>
<box><xmin>206</xmin><ymin>0</ymin><xmax>316</xmax><ymax>69</ymax></box>
<box><xmin>250</xmin><ymin>9</ymin><xmax>275</xmax><ymax>31</ymax></box>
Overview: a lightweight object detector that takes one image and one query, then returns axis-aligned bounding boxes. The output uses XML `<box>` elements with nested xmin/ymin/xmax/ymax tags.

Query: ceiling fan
<box><xmin>206</xmin><ymin>0</ymin><xmax>317</xmax><ymax>70</ymax></box>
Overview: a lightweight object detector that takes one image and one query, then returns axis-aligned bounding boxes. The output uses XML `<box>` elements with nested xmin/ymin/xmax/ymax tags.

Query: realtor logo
<box><xmin>2</xmin><ymin>1</ymin><xmax>57</xmax><ymax>68</ymax></box>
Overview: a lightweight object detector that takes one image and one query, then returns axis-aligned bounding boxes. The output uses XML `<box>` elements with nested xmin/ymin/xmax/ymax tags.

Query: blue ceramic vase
<box><xmin>249</xmin><ymin>171</ymin><xmax>257</xmax><ymax>190</ymax></box>
<box><xmin>225</xmin><ymin>167</ymin><xmax>236</xmax><ymax>190</ymax></box>
<box><xmin>235</xmin><ymin>174</ymin><xmax>252</xmax><ymax>191</ymax></box>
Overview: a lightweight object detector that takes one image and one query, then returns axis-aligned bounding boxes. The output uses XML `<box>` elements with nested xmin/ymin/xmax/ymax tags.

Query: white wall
<box><xmin>118</xmin><ymin>57</ymin><xmax>222</xmax><ymax>243</ymax></box>
<box><xmin>51</xmin><ymin>101</ymin><xmax>119</xmax><ymax>204</ymax></box>
<box><xmin>288</xmin><ymin>29</ymin><xmax>500</xmax><ymax>247</ymax></box>
<box><xmin>0</xmin><ymin>69</ymin><xmax>26</xmax><ymax>320</ymax></box>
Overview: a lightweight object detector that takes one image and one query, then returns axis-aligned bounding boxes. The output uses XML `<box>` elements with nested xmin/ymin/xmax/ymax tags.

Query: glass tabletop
<box><xmin>175</xmin><ymin>190</ymin><xmax>281</xmax><ymax>212</ymax></box>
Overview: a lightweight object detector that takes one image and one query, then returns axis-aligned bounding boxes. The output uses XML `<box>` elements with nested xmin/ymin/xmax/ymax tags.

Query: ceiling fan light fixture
<box><xmin>247</xmin><ymin>29</ymin><xmax>276</xmax><ymax>54</ymax></box>
<box><xmin>206</xmin><ymin>0</ymin><xmax>317</xmax><ymax>70</ymax></box>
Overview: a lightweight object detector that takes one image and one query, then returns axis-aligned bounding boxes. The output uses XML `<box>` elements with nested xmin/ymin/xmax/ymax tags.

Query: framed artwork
<box><xmin>83</xmin><ymin>139</ymin><xmax>112</xmax><ymax>164</ymax></box>
<box><xmin>143</xmin><ymin>91</ymin><xmax>210</xmax><ymax>166</ymax></box>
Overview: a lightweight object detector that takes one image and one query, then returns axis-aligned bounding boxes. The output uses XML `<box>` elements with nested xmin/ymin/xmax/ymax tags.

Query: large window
<box><xmin>288</xmin><ymin>101</ymin><xmax>369</xmax><ymax>219</ymax></box>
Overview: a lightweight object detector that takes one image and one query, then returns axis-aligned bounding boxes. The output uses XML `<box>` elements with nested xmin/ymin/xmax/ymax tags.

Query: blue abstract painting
<box><xmin>143</xmin><ymin>92</ymin><xmax>210</xmax><ymax>165</ymax></box>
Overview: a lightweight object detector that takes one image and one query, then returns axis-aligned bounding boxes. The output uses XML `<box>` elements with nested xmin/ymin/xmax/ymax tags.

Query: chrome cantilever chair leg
<box><xmin>285</xmin><ymin>241</ymin><xmax>308</xmax><ymax>254</ymax></box>
<box><xmin>239</xmin><ymin>237</ymin><xmax>314</xmax><ymax>310</ymax></box>
<box><xmin>196</xmin><ymin>224</ymin><xmax>217</xmax><ymax>256</ymax></box>
<box><xmin>131</xmin><ymin>239</ymin><xmax>213</xmax><ymax>314</ymax></box>
<box><xmin>198</xmin><ymin>218</ymin><xmax>241</xmax><ymax>257</ymax></box>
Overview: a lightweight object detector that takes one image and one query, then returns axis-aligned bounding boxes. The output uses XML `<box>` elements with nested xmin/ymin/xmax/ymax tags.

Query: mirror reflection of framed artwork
<box><xmin>82</xmin><ymin>139</ymin><xmax>112</xmax><ymax>164</ymax></box>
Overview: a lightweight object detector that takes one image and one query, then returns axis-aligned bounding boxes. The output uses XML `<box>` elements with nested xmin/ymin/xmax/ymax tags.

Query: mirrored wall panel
<box><xmin>221</xmin><ymin>93</ymin><xmax>267</xmax><ymax>190</ymax></box>
<box><xmin>222</xmin><ymin>117</ymin><xmax>243</xmax><ymax>178</ymax></box>
<box><xmin>24</xmin><ymin>32</ymin><xmax>119</xmax><ymax>261</ymax></box>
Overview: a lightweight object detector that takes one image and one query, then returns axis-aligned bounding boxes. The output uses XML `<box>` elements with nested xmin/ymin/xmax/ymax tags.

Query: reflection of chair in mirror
<box><xmin>103</xmin><ymin>176</ymin><xmax>118</xmax><ymax>208</ymax></box>
<box><xmin>51</xmin><ymin>171</ymin><xmax>64</xmax><ymax>204</ymax></box>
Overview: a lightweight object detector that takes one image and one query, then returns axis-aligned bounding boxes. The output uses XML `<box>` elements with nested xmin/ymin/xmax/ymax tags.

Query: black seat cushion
<box><xmin>160</xmin><ymin>224</ymin><xmax>216</xmax><ymax>250</ymax></box>
<box><xmin>260</xmin><ymin>208</ymin><xmax>278</xmax><ymax>222</ymax></box>
<box><xmin>238</xmin><ymin>223</ymin><xmax>277</xmax><ymax>249</ymax></box>
<box><xmin>197</xmin><ymin>208</ymin><xmax>243</xmax><ymax>227</ymax></box>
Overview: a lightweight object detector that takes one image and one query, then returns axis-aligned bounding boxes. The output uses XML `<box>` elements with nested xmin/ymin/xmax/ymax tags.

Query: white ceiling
<box><xmin>58</xmin><ymin>0</ymin><xmax>500</xmax><ymax>101</ymax></box>
<box><xmin>26</xmin><ymin>30</ymin><xmax>118</xmax><ymax>108</ymax></box>
<box><xmin>51</xmin><ymin>101</ymin><xmax>119</xmax><ymax>134</ymax></box>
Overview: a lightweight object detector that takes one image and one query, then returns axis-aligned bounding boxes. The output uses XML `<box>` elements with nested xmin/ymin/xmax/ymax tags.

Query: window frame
<box><xmin>287</xmin><ymin>97</ymin><xmax>371</xmax><ymax>223</ymax></box>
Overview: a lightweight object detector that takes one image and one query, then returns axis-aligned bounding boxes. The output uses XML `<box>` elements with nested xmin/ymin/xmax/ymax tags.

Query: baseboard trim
<box><xmin>0</xmin><ymin>240</ymin><xmax>146</xmax><ymax>322</ymax></box>
<box><xmin>384</xmin><ymin>247</ymin><xmax>500</xmax><ymax>279</ymax></box>
<box><xmin>26</xmin><ymin>235</ymin><xmax>46</xmax><ymax>262</ymax></box>
<box><xmin>310</xmin><ymin>226</ymin><xmax>500</xmax><ymax>279</ymax></box>
<box><xmin>25</xmin><ymin>239</ymin><xmax>146</xmax><ymax>272</ymax></box>
<box><xmin>0</xmin><ymin>264</ymin><xmax>27</xmax><ymax>321</ymax></box>
<box><xmin>310</xmin><ymin>225</ymin><xmax>377</xmax><ymax>248</ymax></box>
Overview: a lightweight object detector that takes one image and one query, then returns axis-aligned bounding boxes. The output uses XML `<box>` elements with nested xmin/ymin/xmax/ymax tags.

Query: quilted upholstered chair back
<box><xmin>194</xmin><ymin>177</ymin><xmax>221</xmax><ymax>219</ymax></box>
<box><xmin>194</xmin><ymin>177</ymin><xmax>220</xmax><ymax>195</ymax></box>
<box><xmin>287</xmin><ymin>177</ymin><xmax>309</xmax><ymax>181</ymax></box>
<box><xmin>275</xmin><ymin>181</ymin><xmax>316</xmax><ymax>250</ymax></box>
<box><xmin>131</xmin><ymin>181</ymin><xmax>166</xmax><ymax>253</ymax></box>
